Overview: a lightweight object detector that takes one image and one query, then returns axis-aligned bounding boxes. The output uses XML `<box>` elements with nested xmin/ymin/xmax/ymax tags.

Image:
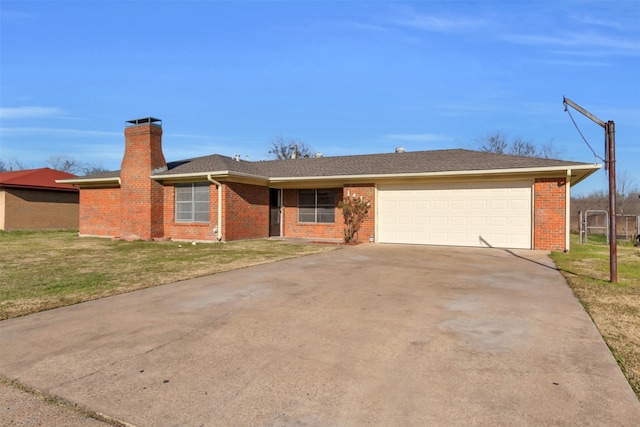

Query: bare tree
<box><xmin>478</xmin><ymin>132</ymin><xmax>508</xmax><ymax>154</ymax></box>
<box><xmin>45</xmin><ymin>155</ymin><xmax>82</xmax><ymax>174</ymax></box>
<box><xmin>509</xmin><ymin>138</ymin><xmax>537</xmax><ymax>157</ymax></box>
<box><xmin>478</xmin><ymin>132</ymin><xmax>560</xmax><ymax>159</ymax></box>
<box><xmin>268</xmin><ymin>135</ymin><xmax>313</xmax><ymax>160</ymax></box>
<box><xmin>81</xmin><ymin>162</ymin><xmax>109</xmax><ymax>176</ymax></box>
<box><xmin>616</xmin><ymin>170</ymin><xmax>639</xmax><ymax>215</ymax></box>
<box><xmin>0</xmin><ymin>158</ymin><xmax>28</xmax><ymax>171</ymax></box>
<box><xmin>538</xmin><ymin>139</ymin><xmax>561</xmax><ymax>159</ymax></box>
<box><xmin>572</xmin><ymin>170</ymin><xmax>639</xmax><ymax>215</ymax></box>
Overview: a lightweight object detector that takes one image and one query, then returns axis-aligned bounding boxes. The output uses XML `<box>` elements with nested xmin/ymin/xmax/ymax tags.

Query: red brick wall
<box><xmin>534</xmin><ymin>177</ymin><xmax>567</xmax><ymax>251</ymax></box>
<box><xmin>120</xmin><ymin>123</ymin><xmax>166</xmax><ymax>240</ymax></box>
<box><xmin>344</xmin><ymin>184</ymin><xmax>375</xmax><ymax>243</ymax></box>
<box><xmin>282</xmin><ymin>188</ymin><xmax>342</xmax><ymax>239</ymax></box>
<box><xmin>281</xmin><ymin>185</ymin><xmax>375</xmax><ymax>242</ymax></box>
<box><xmin>223</xmin><ymin>182</ymin><xmax>269</xmax><ymax>241</ymax></box>
<box><xmin>162</xmin><ymin>183</ymin><xmax>219</xmax><ymax>241</ymax></box>
<box><xmin>79</xmin><ymin>186</ymin><xmax>121</xmax><ymax>237</ymax></box>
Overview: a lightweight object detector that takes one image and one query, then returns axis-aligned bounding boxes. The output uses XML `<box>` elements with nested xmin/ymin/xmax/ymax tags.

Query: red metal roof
<box><xmin>0</xmin><ymin>168</ymin><xmax>78</xmax><ymax>192</ymax></box>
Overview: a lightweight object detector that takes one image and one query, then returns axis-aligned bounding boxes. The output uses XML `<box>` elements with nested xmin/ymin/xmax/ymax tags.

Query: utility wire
<box><xmin>564</xmin><ymin>102</ymin><xmax>605</xmax><ymax>164</ymax></box>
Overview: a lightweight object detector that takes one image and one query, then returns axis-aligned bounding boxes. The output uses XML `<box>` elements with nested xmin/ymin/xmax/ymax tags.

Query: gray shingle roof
<box><xmin>157</xmin><ymin>149</ymin><xmax>592</xmax><ymax>178</ymax></box>
<box><xmin>77</xmin><ymin>149</ymin><xmax>595</xmax><ymax>180</ymax></box>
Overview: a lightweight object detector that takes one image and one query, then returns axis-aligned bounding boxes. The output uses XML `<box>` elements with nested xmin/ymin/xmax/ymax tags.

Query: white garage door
<box><xmin>378</xmin><ymin>181</ymin><xmax>532</xmax><ymax>249</ymax></box>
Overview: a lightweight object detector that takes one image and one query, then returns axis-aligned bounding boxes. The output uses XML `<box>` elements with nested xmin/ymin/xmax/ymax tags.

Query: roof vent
<box><xmin>314</xmin><ymin>152</ymin><xmax>323</xmax><ymax>158</ymax></box>
<box><xmin>395</xmin><ymin>147</ymin><xmax>405</xmax><ymax>153</ymax></box>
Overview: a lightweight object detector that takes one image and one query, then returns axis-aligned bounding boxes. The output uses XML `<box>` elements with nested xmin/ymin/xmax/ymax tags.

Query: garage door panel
<box><xmin>511</xmin><ymin>199</ymin><xmax>529</xmax><ymax>209</ymax></box>
<box><xmin>451</xmin><ymin>200</ymin><xmax>467</xmax><ymax>209</ymax></box>
<box><xmin>471</xmin><ymin>200</ymin><xmax>486</xmax><ymax>209</ymax></box>
<box><xmin>490</xmin><ymin>200</ymin><xmax>508</xmax><ymax>209</ymax></box>
<box><xmin>433</xmin><ymin>216</ymin><xmax>448</xmax><ymax>226</ymax></box>
<box><xmin>433</xmin><ymin>200</ymin><xmax>448</xmax><ymax>209</ymax></box>
<box><xmin>510</xmin><ymin>217</ymin><xmax>529</xmax><ymax>227</ymax></box>
<box><xmin>378</xmin><ymin>181</ymin><xmax>531</xmax><ymax>249</ymax></box>
<box><xmin>470</xmin><ymin>217</ymin><xmax>486</xmax><ymax>226</ymax></box>
<box><xmin>451</xmin><ymin>216</ymin><xmax>467</xmax><ymax>226</ymax></box>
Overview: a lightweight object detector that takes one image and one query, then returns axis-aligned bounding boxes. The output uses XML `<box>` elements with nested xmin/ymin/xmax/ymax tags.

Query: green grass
<box><xmin>0</xmin><ymin>230</ymin><xmax>338</xmax><ymax>320</ymax></box>
<box><xmin>550</xmin><ymin>234</ymin><xmax>640</xmax><ymax>398</ymax></box>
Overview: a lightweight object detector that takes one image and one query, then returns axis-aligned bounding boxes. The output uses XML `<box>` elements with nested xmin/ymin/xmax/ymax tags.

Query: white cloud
<box><xmin>385</xmin><ymin>133</ymin><xmax>449</xmax><ymax>142</ymax></box>
<box><xmin>0</xmin><ymin>9</ymin><xmax>34</xmax><ymax>21</ymax></box>
<box><xmin>540</xmin><ymin>59</ymin><xmax>609</xmax><ymax>67</ymax></box>
<box><xmin>569</xmin><ymin>14</ymin><xmax>625</xmax><ymax>31</ymax></box>
<box><xmin>0</xmin><ymin>106</ymin><xmax>66</xmax><ymax>119</ymax></box>
<box><xmin>504</xmin><ymin>31</ymin><xmax>640</xmax><ymax>56</ymax></box>
<box><xmin>390</xmin><ymin>6</ymin><xmax>485</xmax><ymax>33</ymax></box>
<box><xmin>167</xmin><ymin>133</ymin><xmax>227</xmax><ymax>141</ymax></box>
<box><xmin>0</xmin><ymin>127</ymin><xmax>120</xmax><ymax>138</ymax></box>
<box><xmin>438</xmin><ymin>103</ymin><xmax>503</xmax><ymax>114</ymax></box>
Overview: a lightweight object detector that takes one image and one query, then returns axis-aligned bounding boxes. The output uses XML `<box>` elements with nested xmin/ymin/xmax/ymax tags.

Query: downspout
<box><xmin>565</xmin><ymin>169</ymin><xmax>571</xmax><ymax>252</ymax></box>
<box><xmin>207</xmin><ymin>175</ymin><xmax>223</xmax><ymax>241</ymax></box>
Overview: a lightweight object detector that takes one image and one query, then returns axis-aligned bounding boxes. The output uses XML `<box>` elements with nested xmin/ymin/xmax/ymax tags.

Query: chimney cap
<box><xmin>126</xmin><ymin>117</ymin><xmax>162</xmax><ymax>127</ymax></box>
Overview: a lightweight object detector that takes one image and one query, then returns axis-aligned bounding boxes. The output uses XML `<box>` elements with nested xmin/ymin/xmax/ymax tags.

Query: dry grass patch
<box><xmin>551</xmin><ymin>234</ymin><xmax>640</xmax><ymax>398</ymax></box>
<box><xmin>0</xmin><ymin>230</ymin><xmax>338</xmax><ymax>320</ymax></box>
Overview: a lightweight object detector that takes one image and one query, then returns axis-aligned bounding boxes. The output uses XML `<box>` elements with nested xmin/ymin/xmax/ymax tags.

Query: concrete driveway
<box><xmin>1</xmin><ymin>244</ymin><xmax>639</xmax><ymax>426</ymax></box>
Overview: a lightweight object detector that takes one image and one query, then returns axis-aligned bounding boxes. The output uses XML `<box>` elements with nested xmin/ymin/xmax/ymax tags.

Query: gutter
<box><xmin>207</xmin><ymin>175</ymin><xmax>223</xmax><ymax>241</ymax></box>
<box><xmin>268</xmin><ymin>164</ymin><xmax>602</xmax><ymax>184</ymax></box>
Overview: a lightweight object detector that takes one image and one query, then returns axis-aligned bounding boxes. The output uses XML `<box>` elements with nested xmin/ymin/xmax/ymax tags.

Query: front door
<box><xmin>269</xmin><ymin>188</ymin><xmax>281</xmax><ymax>237</ymax></box>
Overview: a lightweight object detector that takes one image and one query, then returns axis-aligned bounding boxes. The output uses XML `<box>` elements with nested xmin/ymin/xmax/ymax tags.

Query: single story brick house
<box><xmin>59</xmin><ymin>117</ymin><xmax>600</xmax><ymax>251</ymax></box>
<box><xmin>1</xmin><ymin>168</ymin><xmax>79</xmax><ymax>230</ymax></box>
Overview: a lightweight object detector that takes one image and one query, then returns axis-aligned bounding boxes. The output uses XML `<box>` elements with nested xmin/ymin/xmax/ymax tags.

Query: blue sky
<box><xmin>1</xmin><ymin>0</ymin><xmax>638</xmax><ymax>196</ymax></box>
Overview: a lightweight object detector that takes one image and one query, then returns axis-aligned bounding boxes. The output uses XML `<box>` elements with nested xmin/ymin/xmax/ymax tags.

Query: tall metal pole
<box><xmin>563</xmin><ymin>97</ymin><xmax>617</xmax><ymax>283</ymax></box>
<box><xmin>607</xmin><ymin>121</ymin><xmax>617</xmax><ymax>283</ymax></box>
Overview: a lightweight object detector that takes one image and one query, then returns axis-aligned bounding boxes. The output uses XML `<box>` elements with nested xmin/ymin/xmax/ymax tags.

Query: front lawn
<box><xmin>0</xmin><ymin>230</ymin><xmax>337</xmax><ymax>320</ymax></box>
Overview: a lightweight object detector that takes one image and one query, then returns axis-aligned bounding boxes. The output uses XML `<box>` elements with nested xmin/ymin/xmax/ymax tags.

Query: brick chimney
<box><xmin>120</xmin><ymin>117</ymin><xmax>167</xmax><ymax>240</ymax></box>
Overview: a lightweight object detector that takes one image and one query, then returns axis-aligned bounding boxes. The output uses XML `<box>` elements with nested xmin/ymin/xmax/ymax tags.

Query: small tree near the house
<box><xmin>339</xmin><ymin>192</ymin><xmax>370</xmax><ymax>243</ymax></box>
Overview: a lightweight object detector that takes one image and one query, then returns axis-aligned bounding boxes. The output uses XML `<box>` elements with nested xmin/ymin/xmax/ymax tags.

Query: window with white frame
<box><xmin>298</xmin><ymin>189</ymin><xmax>335</xmax><ymax>223</ymax></box>
<box><xmin>175</xmin><ymin>183</ymin><xmax>210</xmax><ymax>223</ymax></box>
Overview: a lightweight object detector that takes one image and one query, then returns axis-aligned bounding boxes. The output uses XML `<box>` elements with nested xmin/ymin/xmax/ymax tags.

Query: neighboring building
<box><xmin>59</xmin><ymin>117</ymin><xmax>601</xmax><ymax>251</ymax></box>
<box><xmin>0</xmin><ymin>168</ymin><xmax>79</xmax><ymax>231</ymax></box>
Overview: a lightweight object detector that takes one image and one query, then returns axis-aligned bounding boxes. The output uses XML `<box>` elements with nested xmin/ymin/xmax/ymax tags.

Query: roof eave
<box><xmin>569</xmin><ymin>163</ymin><xmax>603</xmax><ymax>186</ymax></box>
<box><xmin>268</xmin><ymin>164</ymin><xmax>603</xmax><ymax>185</ymax></box>
<box><xmin>0</xmin><ymin>183</ymin><xmax>79</xmax><ymax>192</ymax></box>
<box><xmin>151</xmin><ymin>170</ymin><xmax>269</xmax><ymax>185</ymax></box>
<box><xmin>56</xmin><ymin>177</ymin><xmax>121</xmax><ymax>185</ymax></box>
